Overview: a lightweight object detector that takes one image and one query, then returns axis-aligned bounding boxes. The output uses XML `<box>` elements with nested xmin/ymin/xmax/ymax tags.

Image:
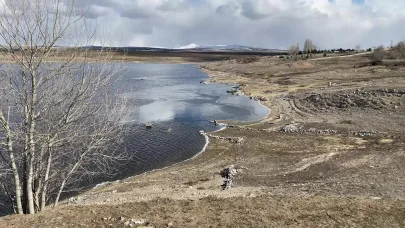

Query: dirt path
<box><xmin>309</xmin><ymin>51</ymin><xmax>372</xmax><ymax>60</ymax></box>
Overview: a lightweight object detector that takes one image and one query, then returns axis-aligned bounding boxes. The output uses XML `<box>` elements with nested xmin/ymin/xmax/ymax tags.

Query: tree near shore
<box><xmin>303</xmin><ymin>39</ymin><xmax>316</xmax><ymax>58</ymax></box>
<box><xmin>0</xmin><ymin>0</ymin><xmax>128</xmax><ymax>214</ymax></box>
<box><xmin>289</xmin><ymin>43</ymin><xmax>300</xmax><ymax>59</ymax></box>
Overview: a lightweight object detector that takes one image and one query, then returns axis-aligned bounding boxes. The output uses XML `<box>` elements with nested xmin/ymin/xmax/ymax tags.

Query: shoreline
<box><xmin>199</xmin><ymin>64</ymin><xmax>272</xmax><ymax>124</ymax></box>
<box><xmin>91</xmin><ymin>65</ymin><xmax>266</xmax><ymax>192</ymax></box>
<box><xmin>117</xmin><ymin>64</ymin><xmax>273</xmax><ymax>184</ymax></box>
<box><xmin>199</xmin><ymin>66</ymin><xmax>274</xmax><ymax>125</ymax></box>
<box><xmin>4</xmin><ymin>53</ymin><xmax>405</xmax><ymax>227</ymax></box>
<box><xmin>94</xmin><ymin>125</ymin><xmax>228</xmax><ymax>189</ymax></box>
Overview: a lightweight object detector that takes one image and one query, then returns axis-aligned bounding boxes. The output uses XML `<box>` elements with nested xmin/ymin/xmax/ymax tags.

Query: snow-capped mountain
<box><xmin>176</xmin><ymin>43</ymin><xmax>277</xmax><ymax>51</ymax></box>
<box><xmin>177</xmin><ymin>43</ymin><xmax>199</xmax><ymax>49</ymax></box>
<box><xmin>85</xmin><ymin>44</ymin><xmax>287</xmax><ymax>53</ymax></box>
<box><xmin>200</xmin><ymin>45</ymin><xmax>255</xmax><ymax>51</ymax></box>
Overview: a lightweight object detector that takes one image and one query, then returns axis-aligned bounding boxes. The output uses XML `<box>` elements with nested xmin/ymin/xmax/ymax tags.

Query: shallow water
<box><xmin>112</xmin><ymin>63</ymin><xmax>269</xmax><ymax>179</ymax></box>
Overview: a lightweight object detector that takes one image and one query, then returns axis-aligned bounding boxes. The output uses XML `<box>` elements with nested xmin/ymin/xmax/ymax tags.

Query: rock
<box><xmin>132</xmin><ymin>219</ymin><xmax>147</xmax><ymax>225</ymax></box>
<box><xmin>280</xmin><ymin>124</ymin><xmax>300</xmax><ymax>133</ymax></box>
<box><xmin>357</xmin><ymin>131</ymin><xmax>377</xmax><ymax>137</ymax></box>
<box><xmin>167</xmin><ymin>222</ymin><xmax>174</xmax><ymax>227</ymax></box>
<box><xmin>186</xmin><ymin>217</ymin><xmax>196</xmax><ymax>223</ymax></box>
<box><xmin>257</xmin><ymin>96</ymin><xmax>268</xmax><ymax>101</ymax></box>
<box><xmin>222</xmin><ymin>165</ymin><xmax>237</xmax><ymax>190</ymax></box>
<box><xmin>120</xmin><ymin>216</ymin><xmax>126</xmax><ymax>221</ymax></box>
<box><xmin>229</xmin><ymin>137</ymin><xmax>244</xmax><ymax>144</ymax></box>
<box><xmin>67</xmin><ymin>196</ymin><xmax>81</xmax><ymax>204</ymax></box>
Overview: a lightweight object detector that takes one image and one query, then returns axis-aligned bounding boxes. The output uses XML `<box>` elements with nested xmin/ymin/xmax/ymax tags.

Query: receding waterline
<box><xmin>92</xmin><ymin>63</ymin><xmax>270</xmax><ymax>188</ymax></box>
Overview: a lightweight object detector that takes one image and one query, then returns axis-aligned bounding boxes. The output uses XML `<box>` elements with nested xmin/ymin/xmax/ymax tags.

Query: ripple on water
<box><xmin>96</xmin><ymin>63</ymin><xmax>269</xmax><ymax>181</ymax></box>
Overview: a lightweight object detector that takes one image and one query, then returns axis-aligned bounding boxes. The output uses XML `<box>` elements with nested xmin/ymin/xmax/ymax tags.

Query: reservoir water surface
<box><xmin>113</xmin><ymin>63</ymin><xmax>269</xmax><ymax>179</ymax></box>
<box><xmin>0</xmin><ymin>63</ymin><xmax>270</xmax><ymax>215</ymax></box>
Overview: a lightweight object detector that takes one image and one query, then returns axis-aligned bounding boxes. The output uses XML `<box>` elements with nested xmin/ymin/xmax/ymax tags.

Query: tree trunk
<box><xmin>53</xmin><ymin>179</ymin><xmax>66</xmax><ymax>208</ymax></box>
<box><xmin>34</xmin><ymin>145</ymin><xmax>46</xmax><ymax>212</ymax></box>
<box><xmin>26</xmin><ymin>71</ymin><xmax>37</xmax><ymax>214</ymax></box>
<box><xmin>26</xmin><ymin>149</ymin><xmax>35</xmax><ymax>214</ymax></box>
<box><xmin>7</xmin><ymin>138</ymin><xmax>23</xmax><ymax>214</ymax></box>
<box><xmin>41</xmin><ymin>150</ymin><xmax>52</xmax><ymax>211</ymax></box>
<box><xmin>54</xmin><ymin>159</ymin><xmax>81</xmax><ymax>207</ymax></box>
<box><xmin>0</xmin><ymin>108</ymin><xmax>24</xmax><ymax>215</ymax></box>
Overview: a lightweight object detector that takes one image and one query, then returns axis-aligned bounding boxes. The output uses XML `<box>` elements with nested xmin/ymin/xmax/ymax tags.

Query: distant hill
<box><xmin>80</xmin><ymin>45</ymin><xmax>288</xmax><ymax>55</ymax></box>
<box><xmin>176</xmin><ymin>44</ymin><xmax>285</xmax><ymax>52</ymax></box>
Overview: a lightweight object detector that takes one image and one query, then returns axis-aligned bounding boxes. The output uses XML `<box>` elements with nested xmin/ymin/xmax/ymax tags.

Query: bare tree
<box><xmin>289</xmin><ymin>44</ymin><xmax>300</xmax><ymax>56</ymax></box>
<box><xmin>304</xmin><ymin>39</ymin><xmax>316</xmax><ymax>57</ymax></box>
<box><xmin>355</xmin><ymin>45</ymin><xmax>361</xmax><ymax>53</ymax></box>
<box><xmin>0</xmin><ymin>0</ymin><xmax>128</xmax><ymax>214</ymax></box>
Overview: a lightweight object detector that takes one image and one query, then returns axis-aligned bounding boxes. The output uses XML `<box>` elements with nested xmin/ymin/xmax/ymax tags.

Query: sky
<box><xmin>16</xmin><ymin>0</ymin><xmax>405</xmax><ymax>49</ymax></box>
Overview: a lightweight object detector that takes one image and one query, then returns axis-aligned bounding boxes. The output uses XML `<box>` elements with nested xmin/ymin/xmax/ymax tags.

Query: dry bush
<box><xmin>237</xmin><ymin>56</ymin><xmax>260</xmax><ymax>64</ymax></box>
<box><xmin>386</xmin><ymin>41</ymin><xmax>405</xmax><ymax>59</ymax></box>
<box><xmin>370</xmin><ymin>46</ymin><xmax>385</xmax><ymax>64</ymax></box>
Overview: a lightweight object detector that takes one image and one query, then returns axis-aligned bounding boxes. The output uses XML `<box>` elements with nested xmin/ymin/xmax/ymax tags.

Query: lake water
<box><xmin>112</xmin><ymin>63</ymin><xmax>269</xmax><ymax>179</ymax></box>
<box><xmin>0</xmin><ymin>63</ymin><xmax>270</xmax><ymax>215</ymax></box>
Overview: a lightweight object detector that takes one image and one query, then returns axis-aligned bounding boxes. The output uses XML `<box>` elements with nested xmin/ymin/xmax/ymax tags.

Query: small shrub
<box><xmin>340</xmin><ymin>120</ymin><xmax>355</xmax><ymax>125</ymax></box>
<box><xmin>370</xmin><ymin>46</ymin><xmax>385</xmax><ymax>64</ymax></box>
<box><xmin>237</xmin><ymin>56</ymin><xmax>260</xmax><ymax>64</ymax></box>
<box><xmin>386</xmin><ymin>41</ymin><xmax>405</xmax><ymax>59</ymax></box>
<box><xmin>184</xmin><ymin>180</ymin><xmax>199</xmax><ymax>186</ymax></box>
<box><xmin>199</xmin><ymin>178</ymin><xmax>210</xmax><ymax>182</ymax></box>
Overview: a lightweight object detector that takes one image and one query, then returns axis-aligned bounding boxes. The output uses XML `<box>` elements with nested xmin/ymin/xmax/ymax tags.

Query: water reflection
<box><xmin>112</xmin><ymin>63</ymin><xmax>269</xmax><ymax>179</ymax></box>
<box><xmin>118</xmin><ymin>63</ymin><xmax>269</xmax><ymax>125</ymax></box>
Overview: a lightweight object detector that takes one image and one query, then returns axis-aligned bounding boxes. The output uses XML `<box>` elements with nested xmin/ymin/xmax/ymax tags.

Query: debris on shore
<box><xmin>221</xmin><ymin>165</ymin><xmax>237</xmax><ymax>190</ymax></box>
<box><xmin>200</xmin><ymin>130</ymin><xmax>244</xmax><ymax>144</ymax></box>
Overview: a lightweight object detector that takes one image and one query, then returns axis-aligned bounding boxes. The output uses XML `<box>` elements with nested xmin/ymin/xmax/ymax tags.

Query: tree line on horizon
<box><xmin>288</xmin><ymin>39</ymin><xmax>405</xmax><ymax>61</ymax></box>
<box><xmin>288</xmin><ymin>39</ymin><xmax>372</xmax><ymax>57</ymax></box>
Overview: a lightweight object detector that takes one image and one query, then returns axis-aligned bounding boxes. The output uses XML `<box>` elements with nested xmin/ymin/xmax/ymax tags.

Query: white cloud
<box><xmin>3</xmin><ymin>0</ymin><xmax>405</xmax><ymax>49</ymax></box>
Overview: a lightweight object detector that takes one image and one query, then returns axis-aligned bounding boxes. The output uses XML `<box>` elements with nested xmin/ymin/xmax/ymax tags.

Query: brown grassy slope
<box><xmin>1</xmin><ymin>196</ymin><xmax>405</xmax><ymax>228</ymax></box>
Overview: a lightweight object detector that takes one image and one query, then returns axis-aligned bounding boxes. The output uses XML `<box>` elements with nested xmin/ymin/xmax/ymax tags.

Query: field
<box><xmin>1</xmin><ymin>52</ymin><xmax>405</xmax><ymax>227</ymax></box>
